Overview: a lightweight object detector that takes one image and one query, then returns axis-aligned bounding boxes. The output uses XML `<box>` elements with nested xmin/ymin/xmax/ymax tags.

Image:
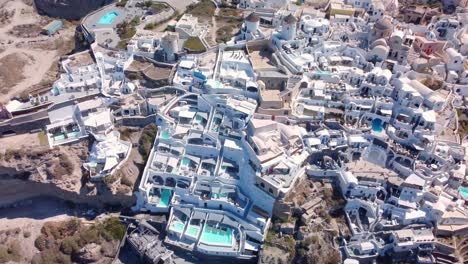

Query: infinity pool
<box><xmin>460</xmin><ymin>187</ymin><xmax>468</xmax><ymax>198</ymax></box>
<box><xmin>158</xmin><ymin>189</ymin><xmax>172</xmax><ymax>207</ymax></box>
<box><xmin>200</xmin><ymin>224</ymin><xmax>232</xmax><ymax>245</ymax></box>
<box><xmin>98</xmin><ymin>12</ymin><xmax>119</xmax><ymax>25</ymax></box>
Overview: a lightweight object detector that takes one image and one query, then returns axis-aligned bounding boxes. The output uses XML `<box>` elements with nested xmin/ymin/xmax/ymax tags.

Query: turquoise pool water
<box><xmin>98</xmin><ymin>12</ymin><xmax>119</xmax><ymax>25</ymax></box>
<box><xmin>181</xmin><ymin>158</ymin><xmax>190</xmax><ymax>167</ymax></box>
<box><xmin>171</xmin><ymin>221</ymin><xmax>185</xmax><ymax>233</ymax></box>
<box><xmin>372</xmin><ymin>119</ymin><xmax>383</xmax><ymax>133</ymax></box>
<box><xmin>200</xmin><ymin>225</ymin><xmax>232</xmax><ymax>245</ymax></box>
<box><xmin>161</xmin><ymin>131</ymin><xmax>171</xmax><ymax>139</ymax></box>
<box><xmin>67</xmin><ymin>131</ymin><xmax>80</xmax><ymax>138</ymax></box>
<box><xmin>195</xmin><ymin>114</ymin><xmax>203</xmax><ymax>122</ymax></box>
<box><xmin>158</xmin><ymin>189</ymin><xmax>172</xmax><ymax>207</ymax></box>
<box><xmin>460</xmin><ymin>187</ymin><xmax>468</xmax><ymax>198</ymax></box>
<box><xmin>54</xmin><ymin>134</ymin><xmax>65</xmax><ymax>141</ymax></box>
<box><xmin>186</xmin><ymin>226</ymin><xmax>200</xmax><ymax>237</ymax></box>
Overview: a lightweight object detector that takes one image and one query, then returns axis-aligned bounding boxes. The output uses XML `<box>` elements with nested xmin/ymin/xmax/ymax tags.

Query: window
<box><xmin>269</xmin><ymin>188</ymin><xmax>273</xmax><ymax>194</ymax></box>
<box><xmin>260</xmin><ymin>182</ymin><xmax>265</xmax><ymax>188</ymax></box>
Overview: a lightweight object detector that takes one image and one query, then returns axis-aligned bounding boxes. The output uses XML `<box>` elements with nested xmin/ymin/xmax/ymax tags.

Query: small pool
<box><xmin>200</xmin><ymin>224</ymin><xmax>232</xmax><ymax>245</ymax></box>
<box><xmin>54</xmin><ymin>134</ymin><xmax>66</xmax><ymax>141</ymax></box>
<box><xmin>460</xmin><ymin>187</ymin><xmax>468</xmax><ymax>198</ymax></box>
<box><xmin>186</xmin><ymin>226</ymin><xmax>200</xmax><ymax>237</ymax></box>
<box><xmin>195</xmin><ymin>114</ymin><xmax>203</xmax><ymax>122</ymax></box>
<box><xmin>372</xmin><ymin>119</ymin><xmax>383</xmax><ymax>133</ymax></box>
<box><xmin>181</xmin><ymin>158</ymin><xmax>190</xmax><ymax>167</ymax></box>
<box><xmin>98</xmin><ymin>12</ymin><xmax>119</xmax><ymax>25</ymax></box>
<box><xmin>160</xmin><ymin>131</ymin><xmax>171</xmax><ymax>139</ymax></box>
<box><xmin>158</xmin><ymin>189</ymin><xmax>172</xmax><ymax>207</ymax></box>
<box><xmin>67</xmin><ymin>131</ymin><xmax>80</xmax><ymax>138</ymax></box>
<box><xmin>170</xmin><ymin>221</ymin><xmax>185</xmax><ymax>233</ymax></box>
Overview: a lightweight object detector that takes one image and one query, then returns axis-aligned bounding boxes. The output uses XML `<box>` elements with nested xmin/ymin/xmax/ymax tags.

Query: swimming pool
<box><xmin>160</xmin><ymin>131</ymin><xmax>171</xmax><ymax>139</ymax></box>
<box><xmin>158</xmin><ymin>189</ymin><xmax>172</xmax><ymax>207</ymax></box>
<box><xmin>372</xmin><ymin>119</ymin><xmax>383</xmax><ymax>133</ymax></box>
<box><xmin>186</xmin><ymin>226</ymin><xmax>200</xmax><ymax>237</ymax></box>
<box><xmin>200</xmin><ymin>224</ymin><xmax>232</xmax><ymax>245</ymax></box>
<box><xmin>98</xmin><ymin>12</ymin><xmax>119</xmax><ymax>25</ymax></box>
<box><xmin>170</xmin><ymin>221</ymin><xmax>185</xmax><ymax>233</ymax></box>
<box><xmin>460</xmin><ymin>187</ymin><xmax>468</xmax><ymax>198</ymax></box>
<box><xmin>181</xmin><ymin>158</ymin><xmax>190</xmax><ymax>167</ymax></box>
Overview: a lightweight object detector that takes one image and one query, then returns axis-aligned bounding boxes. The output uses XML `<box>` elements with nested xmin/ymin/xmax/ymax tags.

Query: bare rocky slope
<box><xmin>33</xmin><ymin>0</ymin><xmax>113</xmax><ymax>20</ymax></box>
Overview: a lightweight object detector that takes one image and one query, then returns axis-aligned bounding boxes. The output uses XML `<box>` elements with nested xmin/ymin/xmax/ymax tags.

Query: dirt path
<box><xmin>0</xmin><ymin>0</ymin><xmax>75</xmax><ymax>103</ymax></box>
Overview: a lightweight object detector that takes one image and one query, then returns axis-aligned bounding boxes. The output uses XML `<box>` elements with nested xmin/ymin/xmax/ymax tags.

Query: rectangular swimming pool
<box><xmin>98</xmin><ymin>12</ymin><xmax>119</xmax><ymax>25</ymax></box>
<box><xmin>170</xmin><ymin>221</ymin><xmax>185</xmax><ymax>233</ymax></box>
<box><xmin>158</xmin><ymin>189</ymin><xmax>172</xmax><ymax>207</ymax></box>
<box><xmin>200</xmin><ymin>224</ymin><xmax>232</xmax><ymax>245</ymax></box>
<box><xmin>186</xmin><ymin>226</ymin><xmax>200</xmax><ymax>237</ymax></box>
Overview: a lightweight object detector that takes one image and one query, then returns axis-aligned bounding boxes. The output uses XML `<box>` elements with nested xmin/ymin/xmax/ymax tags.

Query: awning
<box><xmin>168</xmin><ymin>157</ymin><xmax>178</xmax><ymax>168</ymax></box>
<box><xmin>154</xmin><ymin>154</ymin><xmax>168</xmax><ymax>164</ymax></box>
<box><xmin>202</xmin><ymin>158</ymin><xmax>217</xmax><ymax>166</ymax></box>
<box><xmin>222</xmin><ymin>159</ymin><xmax>237</xmax><ymax>168</ymax></box>
<box><xmin>103</xmin><ymin>157</ymin><xmax>118</xmax><ymax>171</ymax></box>
<box><xmin>186</xmin><ymin>154</ymin><xmax>200</xmax><ymax>164</ymax></box>
<box><xmin>158</xmin><ymin>142</ymin><xmax>170</xmax><ymax>150</ymax></box>
<box><xmin>221</xmin><ymin>187</ymin><xmax>236</xmax><ymax>194</ymax></box>
<box><xmin>192</xmin><ymin>211</ymin><xmax>206</xmax><ymax>220</ymax></box>
<box><xmin>207</xmin><ymin>213</ymin><xmax>223</xmax><ymax>222</ymax></box>
<box><xmin>177</xmin><ymin>207</ymin><xmax>192</xmax><ymax>217</ymax></box>
<box><xmin>179</xmin><ymin>110</ymin><xmax>196</xmax><ymax>119</ymax></box>
<box><xmin>196</xmin><ymin>184</ymin><xmax>211</xmax><ymax>192</ymax></box>
<box><xmin>197</xmin><ymin>112</ymin><xmax>208</xmax><ymax>120</ymax></box>
<box><xmin>221</xmin><ymin>216</ymin><xmax>238</xmax><ymax>227</ymax></box>
<box><xmin>171</xmin><ymin>145</ymin><xmax>184</xmax><ymax>154</ymax></box>
<box><xmin>174</xmin><ymin>126</ymin><xmax>189</xmax><ymax>136</ymax></box>
<box><xmin>188</xmin><ymin>132</ymin><xmax>202</xmax><ymax>140</ymax></box>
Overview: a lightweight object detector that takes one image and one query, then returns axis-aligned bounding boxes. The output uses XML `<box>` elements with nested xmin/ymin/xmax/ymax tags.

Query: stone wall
<box><xmin>116</xmin><ymin>114</ymin><xmax>157</xmax><ymax>127</ymax></box>
<box><xmin>0</xmin><ymin>178</ymin><xmax>135</xmax><ymax>209</ymax></box>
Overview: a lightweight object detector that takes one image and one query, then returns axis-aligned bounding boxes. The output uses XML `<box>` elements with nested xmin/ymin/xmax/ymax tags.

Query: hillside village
<box><xmin>0</xmin><ymin>0</ymin><xmax>468</xmax><ymax>263</ymax></box>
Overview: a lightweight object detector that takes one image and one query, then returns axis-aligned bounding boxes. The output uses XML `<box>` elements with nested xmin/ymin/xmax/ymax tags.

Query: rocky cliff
<box><xmin>34</xmin><ymin>0</ymin><xmax>113</xmax><ymax>20</ymax></box>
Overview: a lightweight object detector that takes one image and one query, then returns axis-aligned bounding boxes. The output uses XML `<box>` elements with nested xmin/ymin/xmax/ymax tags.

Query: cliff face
<box><xmin>34</xmin><ymin>0</ymin><xmax>113</xmax><ymax>20</ymax></box>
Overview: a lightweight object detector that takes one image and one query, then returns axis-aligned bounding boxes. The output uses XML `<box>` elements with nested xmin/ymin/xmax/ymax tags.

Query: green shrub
<box><xmin>79</xmin><ymin>227</ymin><xmax>99</xmax><ymax>244</ymax></box>
<box><xmin>144</xmin><ymin>23</ymin><xmax>155</xmax><ymax>30</ymax></box>
<box><xmin>60</xmin><ymin>237</ymin><xmax>79</xmax><ymax>255</ymax></box>
<box><xmin>286</xmin><ymin>236</ymin><xmax>296</xmax><ymax>260</ymax></box>
<box><xmin>187</xmin><ymin>0</ymin><xmax>215</xmax><ymax>17</ymax></box>
<box><xmin>183</xmin><ymin>37</ymin><xmax>206</xmax><ymax>53</ymax></box>
<box><xmin>120</xmin><ymin>175</ymin><xmax>133</xmax><ymax>187</ymax></box>
<box><xmin>59</xmin><ymin>155</ymin><xmax>74</xmax><ymax>174</ymax></box>
<box><xmin>41</xmin><ymin>249</ymin><xmax>72</xmax><ymax>264</ymax></box>
<box><xmin>102</xmin><ymin>217</ymin><xmax>126</xmax><ymax>240</ymax></box>
<box><xmin>35</xmin><ymin>235</ymin><xmax>47</xmax><ymax>251</ymax></box>
<box><xmin>297</xmin><ymin>248</ymin><xmax>306</xmax><ymax>256</ymax></box>
<box><xmin>138</xmin><ymin>123</ymin><xmax>157</xmax><ymax>159</ymax></box>
<box><xmin>23</xmin><ymin>231</ymin><xmax>31</xmax><ymax>238</ymax></box>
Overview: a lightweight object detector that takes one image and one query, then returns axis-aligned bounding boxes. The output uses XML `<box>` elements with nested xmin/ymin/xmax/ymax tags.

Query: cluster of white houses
<box><xmin>0</xmin><ymin>0</ymin><xmax>467</xmax><ymax>262</ymax></box>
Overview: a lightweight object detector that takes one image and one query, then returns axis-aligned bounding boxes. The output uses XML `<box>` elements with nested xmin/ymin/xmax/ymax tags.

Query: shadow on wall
<box><xmin>34</xmin><ymin>0</ymin><xmax>114</xmax><ymax>20</ymax></box>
